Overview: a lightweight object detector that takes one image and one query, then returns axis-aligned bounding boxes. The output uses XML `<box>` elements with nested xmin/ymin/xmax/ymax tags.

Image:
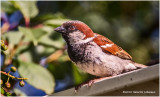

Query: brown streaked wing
<box><xmin>93</xmin><ymin>33</ymin><xmax>132</xmax><ymax>60</ymax></box>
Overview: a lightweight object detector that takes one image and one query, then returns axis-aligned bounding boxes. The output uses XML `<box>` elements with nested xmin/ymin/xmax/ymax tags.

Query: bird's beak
<box><xmin>54</xmin><ymin>26</ymin><xmax>66</xmax><ymax>33</ymax></box>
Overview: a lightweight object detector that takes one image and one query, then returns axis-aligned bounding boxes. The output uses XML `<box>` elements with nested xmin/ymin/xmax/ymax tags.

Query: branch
<box><xmin>0</xmin><ymin>71</ymin><xmax>28</xmax><ymax>80</ymax></box>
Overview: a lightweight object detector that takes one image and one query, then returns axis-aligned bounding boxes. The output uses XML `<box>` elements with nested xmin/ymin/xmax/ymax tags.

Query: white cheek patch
<box><xmin>68</xmin><ymin>31</ymin><xmax>84</xmax><ymax>44</ymax></box>
<box><xmin>101</xmin><ymin>44</ymin><xmax>113</xmax><ymax>48</ymax></box>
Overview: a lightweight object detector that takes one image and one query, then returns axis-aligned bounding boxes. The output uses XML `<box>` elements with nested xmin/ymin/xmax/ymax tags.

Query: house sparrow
<box><xmin>54</xmin><ymin>20</ymin><xmax>147</xmax><ymax>87</ymax></box>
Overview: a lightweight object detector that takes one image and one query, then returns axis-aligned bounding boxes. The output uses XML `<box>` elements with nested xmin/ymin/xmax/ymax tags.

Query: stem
<box><xmin>45</xmin><ymin>49</ymin><xmax>65</xmax><ymax>64</ymax></box>
<box><xmin>6</xmin><ymin>71</ymin><xmax>10</xmax><ymax>83</ymax></box>
<box><xmin>0</xmin><ymin>71</ymin><xmax>28</xmax><ymax>80</ymax></box>
<box><xmin>1</xmin><ymin>22</ymin><xmax>10</xmax><ymax>34</ymax></box>
<box><xmin>25</xmin><ymin>17</ymin><xmax>30</xmax><ymax>27</ymax></box>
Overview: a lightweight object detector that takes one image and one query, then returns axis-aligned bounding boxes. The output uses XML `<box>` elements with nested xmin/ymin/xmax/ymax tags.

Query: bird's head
<box><xmin>54</xmin><ymin>20</ymin><xmax>95</xmax><ymax>44</ymax></box>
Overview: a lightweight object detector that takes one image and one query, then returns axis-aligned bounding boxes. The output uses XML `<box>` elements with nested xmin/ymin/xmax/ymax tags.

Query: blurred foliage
<box><xmin>0</xmin><ymin>41</ymin><xmax>28</xmax><ymax>96</ymax></box>
<box><xmin>1</xmin><ymin>1</ymin><xmax>159</xmax><ymax>96</ymax></box>
<box><xmin>11</xmin><ymin>1</ymin><xmax>38</xmax><ymax>18</ymax></box>
<box><xmin>18</xmin><ymin>61</ymin><xmax>54</xmax><ymax>94</ymax></box>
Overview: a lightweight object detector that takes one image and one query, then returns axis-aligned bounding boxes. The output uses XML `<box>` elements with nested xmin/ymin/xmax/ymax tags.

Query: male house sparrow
<box><xmin>54</xmin><ymin>20</ymin><xmax>147</xmax><ymax>84</ymax></box>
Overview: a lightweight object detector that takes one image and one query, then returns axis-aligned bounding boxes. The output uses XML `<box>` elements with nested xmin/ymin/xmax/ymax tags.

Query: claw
<box><xmin>74</xmin><ymin>79</ymin><xmax>95</xmax><ymax>93</ymax></box>
<box><xmin>87</xmin><ymin>80</ymin><xmax>95</xmax><ymax>88</ymax></box>
<box><xmin>74</xmin><ymin>76</ymin><xmax>111</xmax><ymax>93</ymax></box>
<box><xmin>74</xmin><ymin>89</ymin><xmax>77</xmax><ymax>93</ymax></box>
<box><xmin>74</xmin><ymin>85</ymin><xmax>81</xmax><ymax>93</ymax></box>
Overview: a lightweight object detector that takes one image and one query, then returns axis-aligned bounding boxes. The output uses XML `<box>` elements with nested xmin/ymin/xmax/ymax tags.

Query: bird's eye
<box><xmin>69</xmin><ymin>26</ymin><xmax>75</xmax><ymax>30</ymax></box>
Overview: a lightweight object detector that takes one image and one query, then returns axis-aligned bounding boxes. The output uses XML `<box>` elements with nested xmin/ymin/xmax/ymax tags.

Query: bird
<box><xmin>54</xmin><ymin>20</ymin><xmax>147</xmax><ymax>89</ymax></box>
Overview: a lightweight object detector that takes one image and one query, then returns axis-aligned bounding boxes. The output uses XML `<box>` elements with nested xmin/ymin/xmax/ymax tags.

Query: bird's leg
<box><xmin>86</xmin><ymin>76</ymin><xmax>113</xmax><ymax>87</ymax></box>
<box><xmin>74</xmin><ymin>79</ymin><xmax>93</xmax><ymax>93</ymax></box>
<box><xmin>74</xmin><ymin>76</ymin><xmax>112</xmax><ymax>93</ymax></box>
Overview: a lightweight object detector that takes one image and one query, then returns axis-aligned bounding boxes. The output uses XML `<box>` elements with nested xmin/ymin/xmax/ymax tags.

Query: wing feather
<box><xmin>93</xmin><ymin>33</ymin><xmax>132</xmax><ymax>60</ymax></box>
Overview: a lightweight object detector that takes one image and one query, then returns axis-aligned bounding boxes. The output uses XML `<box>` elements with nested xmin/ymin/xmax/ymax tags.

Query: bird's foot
<box><xmin>74</xmin><ymin>76</ymin><xmax>111</xmax><ymax>93</ymax></box>
<box><xmin>86</xmin><ymin>79</ymin><xmax>95</xmax><ymax>87</ymax></box>
<box><xmin>74</xmin><ymin>79</ymin><xmax>95</xmax><ymax>93</ymax></box>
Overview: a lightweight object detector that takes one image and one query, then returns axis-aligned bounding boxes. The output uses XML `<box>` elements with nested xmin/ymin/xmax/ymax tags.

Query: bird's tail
<box><xmin>134</xmin><ymin>62</ymin><xmax>148</xmax><ymax>69</ymax></box>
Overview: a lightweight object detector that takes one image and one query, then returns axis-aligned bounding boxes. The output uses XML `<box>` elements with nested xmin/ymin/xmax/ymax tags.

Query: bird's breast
<box><xmin>67</xmin><ymin>43</ymin><xmax>87</xmax><ymax>63</ymax></box>
<box><xmin>67</xmin><ymin>42</ymin><xmax>114</xmax><ymax>76</ymax></box>
<box><xmin>67</xmin><ymin>41</ymin><xmax>135</xmax><ymax>77</ymax></box>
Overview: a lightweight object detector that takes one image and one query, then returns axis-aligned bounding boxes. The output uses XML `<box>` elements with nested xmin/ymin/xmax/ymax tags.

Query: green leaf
<box><xmin>1</xmin><ymin>87</ymin><xmax>14</xmax><ymax>96</ymax></box>
<box><xmin>17</xmin><ymin>51</ymin><xmax>32</xmax><ymax>62</ymax></box>
<box><xmin>38</xmin><ymin>25</ymin><xmax>64</xmax><ymax>48</ymax></box>
<box><xmin>18</xmin><ymin>27</ymin><xmax>47</xmax><ymax>46</ymax></box>
<box><xmin>39</xmin><ymin>33</ymin><xmax>64</xmax><ymax>49</ymax></box>
<box><xmin>1</xmin><ymin>1</ymin><xmax>17</xmax><ymax>13</ymax></box>
<box><xmin>1</xmin><ymin>87</ymin><xmax>5</xmax><ymax>95</ymax></box>
<box><xmin>32</xmin><ymin>13</ymin><xmax>66</xmax><ymax>23</ymax></box>
<box><xmin>72</xmin><ymin>64</ymin><xmax>88</xmax><ymax>85</ymax></box>
<box><xmin>2</xmin><ymin>31</ymin><xmax>23</xmax><ymax>45</ymax></box>
<box><xmin>18</xmin><ymin>61</ymin><xmax>55</xmax><ymax>94</ymax></box>
<box><xmin>13</xmin><ymin>88</ymin><xmax>27</xmax><ymax>96</ymax></box>
<box><xmin>44</xmin><ymin>19</ymin><xmax>69</xmax><ymax>27</ymax></box>
<box><xmin>2</xmin><ymin>31</ymin><xmax>30</xmax><ymax>46</ymax></box>
<box><xmin>11</xmin><ymin>1</ymin><xmax>38</xmax><ymax>18</ymax></box>
<box><xmin>41</xmin><ymin>25</ymin><xmax>54</xmax><ymax>34</ymax></box>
